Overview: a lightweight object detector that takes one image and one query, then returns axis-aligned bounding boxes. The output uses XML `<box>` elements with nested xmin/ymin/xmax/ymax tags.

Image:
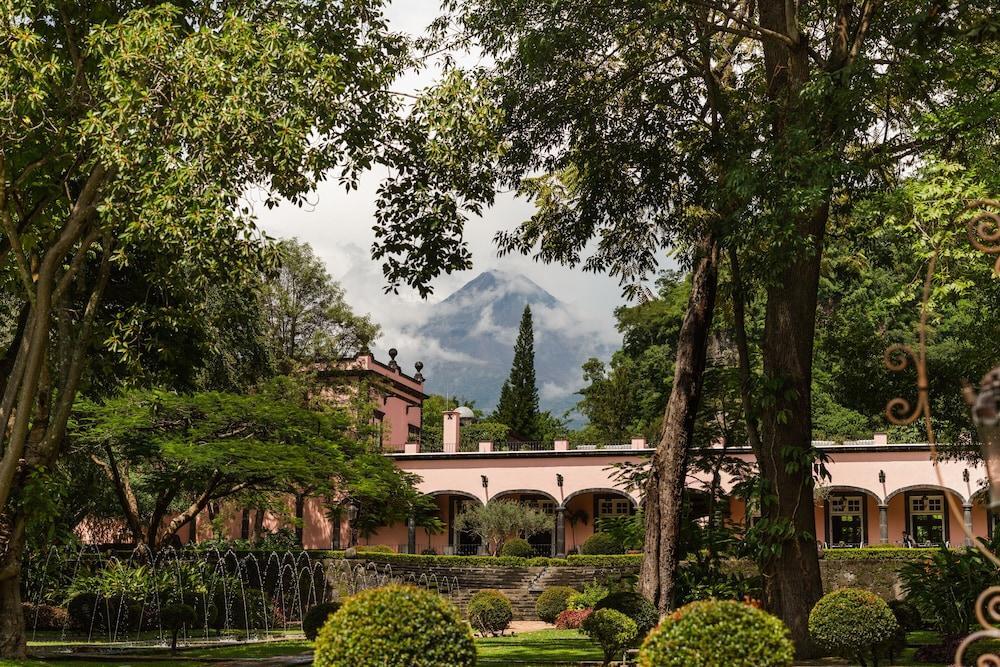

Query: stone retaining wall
<box><xmin>324</xmin><ymin>558</ymin><xmax>908</xmax><ymax>619</ymax></box>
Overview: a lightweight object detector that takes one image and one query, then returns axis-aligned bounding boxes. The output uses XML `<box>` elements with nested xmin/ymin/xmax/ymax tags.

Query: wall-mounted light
<box><xmin>556</xmin><ymin>474</ymin><xmax>564</xmax><ymax>488</ymax></box>
<box><xmin>878</xmin><ymin>470</ymin><xmax>886</xmax><ymax>484</ymax></box>
<box><xmin>964</xmin><ymin>469</ymin><xmax>971</xmax><ymax>483</ymax></box>
<box><xmin>481</xmin><ymin>475</ymin><xmax>489</xmax><ymax>488</ymax></box>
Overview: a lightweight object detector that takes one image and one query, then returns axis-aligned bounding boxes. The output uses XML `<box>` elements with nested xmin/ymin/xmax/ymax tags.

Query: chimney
<box><xmin>874</xmin><ymin>432</ymin><xmax>889</xmax><ymax>446</ymax></box>
<box><xmin>443</xmin><ymin>410</ymin><xmax>461</xmax><ymax>453</ymax></box>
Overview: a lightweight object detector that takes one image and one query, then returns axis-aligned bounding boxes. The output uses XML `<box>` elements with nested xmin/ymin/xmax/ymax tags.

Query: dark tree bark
<box><xmin>640</xmin><ymin>231</ymin><xmax>720</xmax><ymax>613</ymax></box>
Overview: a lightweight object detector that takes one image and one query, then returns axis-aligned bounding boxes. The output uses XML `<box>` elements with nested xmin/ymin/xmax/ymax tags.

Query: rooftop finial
<box><xmin>387</xmin><ymin>347</ymin><xmax>400</xmax><ymax>372</ymax></box>
<box><xmin>414</xmin><ymin>361</ymin><xmax>424</xmax><ymax>383</ymax></box>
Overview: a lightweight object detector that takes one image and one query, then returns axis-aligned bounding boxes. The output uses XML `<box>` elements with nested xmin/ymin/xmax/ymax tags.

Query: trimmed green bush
<box><xmin>356</xmin><ymin>545</ymin><xmax>395</xmax><ymax>554</ymax></box>
<box><xmin>567</xmin><ymin>554</ymin><xmax>642</xmax><ymax>566</ymax></box>
<box><xmin>580</xmin><ymin>532</ymin><xmax>623</xmax><ymax>555</ymax></box>
<box><xmin>639</xmin><ymin>600</ymin><xmax>794</xmax><ymax>667</ymax></box>
<box><xmin>595</xmin><ymin>591</ymin><xmax>659</xmax><ymax>638</ymax></box>
<box><xmin>536</xmin><ymin>586</ymin><xmax>577</xmax><ymax>623</ymax></box>
<box><xmin>161</xmin><ymin>603</ymin><xmax>197</xmax><ymax>651</ymax></box>
<box><xmin>303</xmin><ymin>601</ymin><xmax>341</xmax><ymax>641</ymax></box>
<box><xmin>314</xmin><ymin>584</ymin><xmax>475</xmax><ymax>667</ymax></box>
<box><xmin>467</xmin><ymin>589</ymin><xmax>513</xmax><ymax>636</ymax></box>
<box><xmin>809</xmin><ymin>588</ymin><xmax>899</xmax><ymax>667</ymax></box>
<box><xmin>822</xmin><ymin>547</ymin><xmax>940</xmax><ymax>561</ymax></box>
<box><xmin>499</xmin><ymin>538</ymin><xmax>535</xmax><ymax>558</ymax></box>
<box><xmin>582</xmin><ymin>608</ymin><xmax>638</xmax><ymax>666</ymax></box>
<box><xmin>319</xmin><ymin>550</ymin><xmax>641</xmax><ymax>568</ymax></box>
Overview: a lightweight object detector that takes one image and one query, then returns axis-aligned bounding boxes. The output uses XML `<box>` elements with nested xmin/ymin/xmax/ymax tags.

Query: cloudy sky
<box><xmin>256</xmin><ymin>0</ymin><xmax>654</xmax><ymax>357</ymax></box>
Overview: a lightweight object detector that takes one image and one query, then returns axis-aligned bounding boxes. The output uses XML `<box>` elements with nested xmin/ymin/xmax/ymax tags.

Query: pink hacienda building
<box><xmin>106</xmin><ymin>351</ymin><xmax>996</xmax><ymax>555</ymax></box>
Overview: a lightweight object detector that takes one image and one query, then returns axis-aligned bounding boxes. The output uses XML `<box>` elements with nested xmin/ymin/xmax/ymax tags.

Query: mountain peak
<box><xmin>442</xmin><ymin>270</ymin><xmax>557</xmax><ymax>307</ymax></box>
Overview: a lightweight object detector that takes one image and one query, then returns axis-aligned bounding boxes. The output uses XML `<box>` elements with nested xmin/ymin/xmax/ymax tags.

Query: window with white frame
<box><xmin>598</xmin><ymin>497</ymin><xmax>632</xmax><ymax>517</ymax></box>
<box><xmin>829</xmin><ymin>495</ymin><xmax>864</xmax><ymax>547</ymax></box>
<box><xmin>909</xmin><ymin>494</ymin><xmax>946</xmax><ymax>545</ymax></box>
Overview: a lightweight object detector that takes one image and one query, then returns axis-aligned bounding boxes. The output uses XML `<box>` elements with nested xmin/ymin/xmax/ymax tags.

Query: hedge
<box><xmin>305</xmin><ymin>551</ymin><xmax>639</xmax><ymax>568</ymax></box>
<box><xmin>821</xmin><ymin>547</ymin><xmax>941</xmax><ymax>561</ymax></box>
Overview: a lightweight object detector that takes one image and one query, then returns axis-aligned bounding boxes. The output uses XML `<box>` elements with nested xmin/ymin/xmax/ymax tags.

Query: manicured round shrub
<box><xmin>303</xmin><ymin>601</ymin><xmax>341</xmax><ymax>641</ymax></box>
<box><xmin>582</xmin><ymin>608</ymin><xmax>638</xmax><ymax>665</ymax></box>
<box><xmin>499</xmin><ymin>538</ymin><xmax>534</xmax><ymax>558</ymax></box>
<box><xmin>314</xmin><ymin>584</ymin><xmax>475</xmax><ymax>667</ymax></box>
<box><xmin>639</xmin><ymin>600</ymin><xmax>794</xmax><ymax>667</ymax></box>
<box><xmin>467</xmin><ymin>589</ymin><xmax>513</xmax><ymax>636</ymax></box>
<box><xmin>536</xmin><ymin>586</ymin><xmax>576</xmax><ymax>623</ymax></box>
<box><xmin>809</xmin><ymin>588</ymin><xmax>899</xmax><ymax>666</ymax></box>
<box><xmin>161</xmin><ymin>602</ymin><xmax>197</xmax><ymax>650</ymax></box>
<box><xmin>595</xmin><ymin>591</ymin><xmax>659</xmax><ymax>638</ymax></box>
<box><xmin>555</xmin><ymin>608</ymin><xmax>592</xmax><ymax>629</ymax></box>
<box><xmin>580</xmin><ymin>532</ymin><xmax>623</xmax><ymax>555</ymax></box>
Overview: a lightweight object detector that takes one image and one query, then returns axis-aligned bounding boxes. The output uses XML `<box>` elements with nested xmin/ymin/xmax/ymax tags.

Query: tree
<box><xmin>71</xmin><ymin>387</ymin><xmax>359</xmax><ymax>551</ymax></box>
<box><xmin>454</xmin><ymin>501</ymin><xmax>552</xmax><ymax>555</ymax></box>
<box><xmin>262</xmin><ymin>239</ymin><xmax>379</xmax><ymax>367</ymax></box>
<box><xmin>371</xmin><ymin>1</ymin><xmax>999</xmax><ymax>651</ymax></box>
<box><xmin>494</xmin><ymin>306</ymin><xmax>541</xmax><ymax>440</ymax></box>
<box><xmin>0</xmin><ymin>0</ymin><xmax>433</xmax><ymax>653</ymax></box>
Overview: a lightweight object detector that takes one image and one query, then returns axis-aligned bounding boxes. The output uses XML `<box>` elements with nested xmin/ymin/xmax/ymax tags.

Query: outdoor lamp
<box><xmin>878</xmin><ymin>470</ymin><xmax>886</xmax><ymax>484</ymax></box>
<box><xmin>964</xmin><ymin>468</ymin><xmax>971</xmax><ymax>483</ymax></box>
<box><xmin>346</xmin><ymin>501</ymin><xmax>359</xmax><ymax>523</ymax></box>
<box><xmin>968</xmin><ymin>367</ymin><xmax>1000</xmax><ymax>509</ymax></box>
<box><xmin>481</xmin><ymin>475</ymin><xmax>488</xmax><ymax>488</ymax></box>
<box><xmin>556</xmin><ymin>474</ymin><xmax>564</xmax><ymax>488</ymax></box>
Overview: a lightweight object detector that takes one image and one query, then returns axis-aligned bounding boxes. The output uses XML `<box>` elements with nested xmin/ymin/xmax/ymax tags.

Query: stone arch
<box><xmin>489</xmin><ymin>489</ymin><xmax>560</xmax><ymax>505</ymax></box>
<box><xmin>884</xmin><ymin>484</ymin><xmax>966</xmax><ymax>506</ymax></box>
<box><xmin>427</xmin><ymin>490</ymin><xmax>484</xmax><ymax>505</ymax></box>
<box><xmin>562</xmin><ymin>487</ymin><xmax>639</xmax><ymax>509</ymax></box>
<box><xmin>821</xmin><ymin>485</ymin><xmax>883</xmax><ymax>506</ymax></box>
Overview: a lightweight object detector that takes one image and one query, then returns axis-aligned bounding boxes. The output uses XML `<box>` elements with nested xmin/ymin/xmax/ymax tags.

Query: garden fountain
<box><xmin>21</xmin><ymin>544</ymin><xmax>459</xmax><ymax>650</ymax></box>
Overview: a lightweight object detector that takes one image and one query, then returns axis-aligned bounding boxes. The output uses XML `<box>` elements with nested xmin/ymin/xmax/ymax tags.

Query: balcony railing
<box><xmin>568</xmin><ymin>442</ymin><xmax>632</xmax><ymax>451</ymax></box>
<box><xmin>492</xmin><ymin>441</ymin><xmax>551</xmax><ymax>452</ymax></box>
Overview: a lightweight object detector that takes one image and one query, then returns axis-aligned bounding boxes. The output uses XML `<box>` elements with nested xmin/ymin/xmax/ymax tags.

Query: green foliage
<box><xmin>639</xmin><ymin>601</ymin><xmax>794</xmax><ymax>667</ymax></box>
<box><xmin>581</xmin><ymin>608</ymin><xmax>638</xmax><ymax>666</ymax></box>
<box><xmin>899</xmin><ymin>544</ymin><xmax>1000</xmax><ymax>638</ymax></box>
<box><xmin>302</xmin><ymin>601</ymin><xmax>341</xmax><ymax>641</ymax></box>
<box><xmin>888</xmin><ymin>598</ymin><xmax>924</xmax><ymax>633</ymax></box>
<box><xmin>594</xmin><ymin>514</ymin><xmax>644</xmax><ymax>552</ymax></box>
<box><xmin>493</xmin><ymin>305</ymin><xmax>541</xmax><ymax>440</ymax></box>
<box><xmin>467</xmin><ymin>589</ymin><xmax>513</xmax><ymax>636</ymax></box>
<box><xmin>262</xmin><ymin>239</ymin><xmax>379</xmax><ymax>366</ymax></box>
<box><xmin>454</xmin><ymin>500</ymin><xmax>552</xmax><ymax>555</ymax></box>
<box><xmin>355</xmin><ymin>545</ymin><xmax>394</xmax><ymax>554</ymax></box>
<box><xmin>822</xmin><ymin>547</ymin><xmax>942</xmax><ymax>561</ymax></box>
<box><xmin>594</xmin><ymin>592</ymin><xmax>659</xmax><ymax>638</ymax></box>
<box><xmin>536</xmin><ymin>586</ymin><xmax>577</xmax><ymax>623</ymax></box>
<box><xmin>71</xmin><ymin>388</ymin><xmax>370</xmax><ymax>549</ymax></box>
<box><xmin>809</xmin><ymin>589</ymin><xmax>899</xmax><ymax>667</ymax></box>
<box><xmin>313</xmin><ymin>584</ymin><xmax>475</xmax><ymax>667</ymax></box>
<box><xmin>565</xmin><ymin>554</ymin><xmax>643</xmax><ymax>567</ymax></box>
<box><xmin>499</xmin><ymin>537</ymin><xmax>534</xmax><ymax>558</ymax></box>
<box><xmin>675</xmin><ymin>560</ymin><xmax>762</xmax><ymax>607</ymax></box>
<box><xmin>161</xmin><ymin>603</ymin><xmax>198</xmax><ymax>650</ymax></box>
<box><xmin>580</xmin><ymin>532</ymin><xmax>624</xmax><ymax>555</ymax></box>
<box><xmin>567</xmin><ymin>581</ymin><xmax>609</xmax><ymax>611</ymax></box>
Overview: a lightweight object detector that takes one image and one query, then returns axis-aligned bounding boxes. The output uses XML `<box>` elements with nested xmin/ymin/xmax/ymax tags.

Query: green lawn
<box><xmin>476</xmin><ymin>629</ymin><xmax>603</xmax><ymax>665</ymax></box>
<box><xmin>0</xmin><ymin>639</ymin><xmax>312</xmax><ymax>667</ymax></box>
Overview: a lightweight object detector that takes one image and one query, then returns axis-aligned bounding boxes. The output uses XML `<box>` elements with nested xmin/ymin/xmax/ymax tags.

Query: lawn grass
<box><xmin>0</xmin><ymin>639</ymin><xmax>312</xmax><ymax>666</ymax></box>
<box><xmin>476</xmin><ymin>628</ymin><xmax>603</xmax><ymax>665</ymax></box>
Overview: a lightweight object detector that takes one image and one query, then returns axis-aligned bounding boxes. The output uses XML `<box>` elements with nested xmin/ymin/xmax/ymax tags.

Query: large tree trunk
<box><xmin>754</xmin><ymin>0</ymin><xmax>833</xmax><ymax>655</ymax></box>
<box><xmin>756</xmin><ymin>210</ymin><xmax>826</xmax><ymax>654</ymax></box>
<box><xmin>640</xmin><ymin>231</ymin><xmax>720</xmax><ymax>613</ymax></box>
<box><xmin>0</xmin><ymin>512</ymin><xmax>27</xmax><ymax>660</ymax></box>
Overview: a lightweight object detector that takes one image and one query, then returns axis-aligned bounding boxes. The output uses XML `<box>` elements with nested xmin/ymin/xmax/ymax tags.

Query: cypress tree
<box><xmin>494</xmin><ymin>305</ymin><xmax>540</xmax><ymax>440</ymax></box>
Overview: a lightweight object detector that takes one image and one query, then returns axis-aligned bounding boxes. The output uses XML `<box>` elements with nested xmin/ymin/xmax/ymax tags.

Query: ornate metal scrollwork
<box><xmin>964</xmin><ymin>199</ymin><xmax>1000</xmax><ymax>275</ymax></box>
<box><xmin>884</xmin><ymin>343</ymin><xmax>930</xmax><ymax>426</ymax></box>
<box><xmin>953</xmin><ymin>586</ymin><xmax>1000</xmax><ymax>667</ymax></box>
